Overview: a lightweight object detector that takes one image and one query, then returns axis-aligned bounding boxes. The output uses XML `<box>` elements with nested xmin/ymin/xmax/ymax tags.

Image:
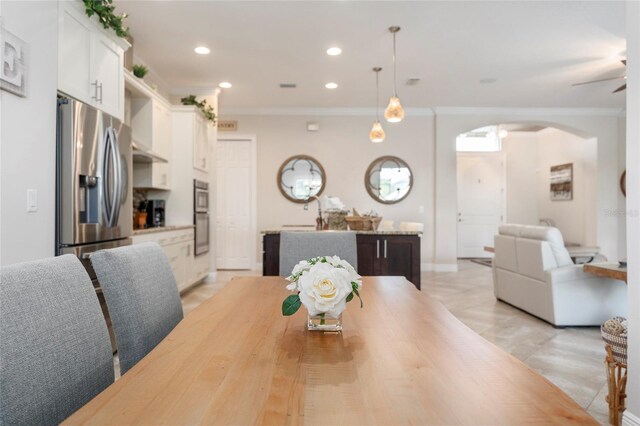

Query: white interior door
<box><xmin>216</xmin><ymin>137</ymin><xmax>256</xmax><ymax>269</ymax></box>
<box><xmin>457</xmin><ymin>153</ymin><xmax>505</xmax><ymax>258</ymax></box>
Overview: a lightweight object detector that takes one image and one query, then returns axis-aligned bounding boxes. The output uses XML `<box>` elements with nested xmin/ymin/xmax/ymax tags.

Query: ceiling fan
<box><xmin>572</xmin><ymin>59</ymin><xmax>626</xmax><ymax>93</ymax></box>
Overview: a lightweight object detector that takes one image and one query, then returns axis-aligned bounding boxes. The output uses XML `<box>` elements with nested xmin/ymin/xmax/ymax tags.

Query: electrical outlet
<box><xmin>27</xmin><ymin>189</ymin><xmax>37</xmax><ymax>212</ymax></box>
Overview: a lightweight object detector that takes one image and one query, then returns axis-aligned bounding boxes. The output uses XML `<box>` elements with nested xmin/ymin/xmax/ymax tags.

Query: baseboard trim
<box><xmin>623</xmin><ymin>411</ymin><xmax>640</xmax><ymax>426</ymax></box>
<box><xmin>421</xmin><ymin>262</ymin><xmax>459</xmax><ymax>272</ymax></box>
<box><xmin>206</xmin><ymin>271</ymin><xmax>218</xmax><ymax>282</ymax></box>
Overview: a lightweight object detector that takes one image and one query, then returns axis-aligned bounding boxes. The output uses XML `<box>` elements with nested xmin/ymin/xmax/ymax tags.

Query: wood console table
<box><xmin>65</xmin><ymin>276</ymin><xmax>596</xmax><ymax>425</ymax></box>
<box><xmin>583</xmin><ymin>263</ymin><xmax>628</xmax><ymax>425</ymax></box>
<box><xmin>583</xmin><ymin>263</ymin><xmax>627</xmax><ymax>283</ymax></box>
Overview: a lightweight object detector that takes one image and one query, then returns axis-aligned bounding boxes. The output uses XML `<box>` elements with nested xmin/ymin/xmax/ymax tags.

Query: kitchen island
<box><xmin>262</xmin><ymin>230</ymin><xmax>421</xmax><ymax>289</ymax></box>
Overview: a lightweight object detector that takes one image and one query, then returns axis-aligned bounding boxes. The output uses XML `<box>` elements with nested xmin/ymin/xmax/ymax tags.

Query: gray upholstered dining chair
<box><xmin>90</xmin><ymin>242</ymin><xmax>184</xmax><ymax>375</ymax></box>
<box><xmin>279</xmin><ymin>231</ymin><xmax>358</xmax><ymax>276</ymax></box>
<box><xmin>0</xmin><ymin>255</ymin><xmax>114</xmax><ymax>425</ymax></box>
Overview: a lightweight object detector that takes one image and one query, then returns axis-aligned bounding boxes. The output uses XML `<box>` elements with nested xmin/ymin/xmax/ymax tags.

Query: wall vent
<box><xmin>405</xmin><ymin>78</ymin><xmax>421</xmax><ymax>86</ymax></box>
<box><xmin>279</xmin><ymin>83</ymin><xmax>297</xmax><ymax>88</ymax></box>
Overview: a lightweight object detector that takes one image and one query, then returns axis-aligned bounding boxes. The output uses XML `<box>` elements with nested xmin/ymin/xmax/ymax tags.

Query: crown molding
<box><xmin>218</xmin><ymin>106</ymin><xmax>625</xmax><ymax>117</ymax></box>
<box><xmin>220</xmin><ymin>107</ymin><xmax>435</xmax><ymax>116</ymax></box>
<box><xmin>433</xmin><ymin>106</ymin><xmax>626</xmax><ymax>117</ymax></box>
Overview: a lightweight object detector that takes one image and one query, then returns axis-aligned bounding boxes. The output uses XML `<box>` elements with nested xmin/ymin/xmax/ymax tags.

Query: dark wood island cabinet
<box><xmin>263</xmin><ymin>232</ymin><xmax>421</xmax><ymax>289</ymax></box>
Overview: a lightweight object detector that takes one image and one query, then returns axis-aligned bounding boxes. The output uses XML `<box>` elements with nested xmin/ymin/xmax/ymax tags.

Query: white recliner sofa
<box><xmin>493</xmin><ymin>224</ymin><xmax>626</xmax><ymax>326</ymax></box>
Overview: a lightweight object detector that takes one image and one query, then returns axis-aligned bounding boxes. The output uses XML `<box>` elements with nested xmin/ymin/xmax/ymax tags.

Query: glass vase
<box><xmin>307</xmin><ymin>312</ymin><xmax>343</xmax><ymax>332</ymax></box>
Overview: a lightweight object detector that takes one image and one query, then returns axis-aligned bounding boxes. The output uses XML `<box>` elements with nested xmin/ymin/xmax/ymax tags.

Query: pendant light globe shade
<box><xmin>384</xmin><ymin>96</ymin><xmax>405</xmax><ymax>123</ymax></box>
<box><xmin>369</xmin><ymin>120</ymin><xmax>385</xmax><ymax>143</ymax></box>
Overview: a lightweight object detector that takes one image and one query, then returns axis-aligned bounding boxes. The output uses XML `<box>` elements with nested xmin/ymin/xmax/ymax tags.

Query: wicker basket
<box><xmin>325</xmin><ymin>210</ymin><xmax>348</xmax><ymax>230</ymax></box>
<box><xmin>601</xmin><ymin>317</ymin><xmax>628</xmax><ymax>365</ymax></box>
<box><xmin>345</xmin><ymin>216</ymin><xmax>382</xmax><ymax>231</ymax></box>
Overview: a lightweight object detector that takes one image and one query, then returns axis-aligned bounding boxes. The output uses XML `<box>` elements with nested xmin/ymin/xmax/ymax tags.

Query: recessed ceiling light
<box><xmin>479</xmin><ymin>78</ymin><xmax>497</xmax><ymax>84</ymax></box>
<box><xmin>219</xmin><ymin>82</ymin><xmax>232</xmax><ymax>89</ymax></box>
<box><xmin>194</xmin><ymin>46</ymin><xmax>210</xmax><ymax>55</ymax></box>
<box><xmin>325</xmin><ymin>82</ymin><xmax>338</xmax><ymax>89</ymax></box>
<box><xmin>326</xmin><ymin>47</ymin><xmax>342</xmax><ymax>56</ymax></box>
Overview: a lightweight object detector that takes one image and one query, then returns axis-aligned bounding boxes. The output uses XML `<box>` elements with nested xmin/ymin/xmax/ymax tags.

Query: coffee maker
<box><xmin>139</xmin><ymin>200</ymin><xmax>165</xmax><ymax>228</ymax></box>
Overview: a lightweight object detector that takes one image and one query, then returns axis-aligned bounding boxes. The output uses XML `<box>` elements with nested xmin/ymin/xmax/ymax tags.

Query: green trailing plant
<box><xmin>132</xmin><ymin>64</ymin><xmax>149</xmax><ymax>79</ymax></box>
<box><xmin>83</xmin><ymin>0</ymin><xmax>129</xmax><ymax>38</ymax></box>
<box><xmin>180</xmin><ymin>95</ymin><xmax>217</xmax><ymax>125</ymax></box>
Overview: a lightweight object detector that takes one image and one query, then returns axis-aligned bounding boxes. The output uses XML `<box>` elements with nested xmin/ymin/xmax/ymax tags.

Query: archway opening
<box><xmin>455</xmin><ymin>122</ymin><xmax>598</xmax><ymax>260</ymax></box>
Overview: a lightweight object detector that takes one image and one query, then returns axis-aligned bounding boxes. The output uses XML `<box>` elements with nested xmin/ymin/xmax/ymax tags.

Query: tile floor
<box><xmin>180</xmin><ymin>262</ymin><xmax>610</xmax><ymax>425</ymax></box>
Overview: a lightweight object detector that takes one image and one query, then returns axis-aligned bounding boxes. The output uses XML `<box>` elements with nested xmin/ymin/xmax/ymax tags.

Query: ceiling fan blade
<box><xmin>613</xmin><ymin>83</ymin><xmax>626</xmax><ymax>93</ymax></box>
<box><xmin>572</xmin><ymin>75</ymin><xmax>626</xmax><ymax>86</ymax></box>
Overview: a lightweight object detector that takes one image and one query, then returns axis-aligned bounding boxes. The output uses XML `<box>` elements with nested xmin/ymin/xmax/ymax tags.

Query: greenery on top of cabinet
<box><xmin>181</xmin><ymin>95</ymin><xmax>217</xmax><ymax>125</ymax></box>
<box><xmin>83</xmin><ymin>0</ymin><xmax>129</xmax><ymax>38</ymax></box>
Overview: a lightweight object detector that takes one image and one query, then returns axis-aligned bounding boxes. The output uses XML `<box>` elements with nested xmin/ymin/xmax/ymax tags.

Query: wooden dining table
<box><xmin>65</xmin><ymin>276</ymin><xmax>596</xmax><ymax>425</ymax></box>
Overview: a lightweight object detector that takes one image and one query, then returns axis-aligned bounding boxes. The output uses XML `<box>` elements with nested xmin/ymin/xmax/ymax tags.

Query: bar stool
<box><xmin>601</xmin><ymin>316</ymin><xmax>628</xmax><ymax>426</ymax></box>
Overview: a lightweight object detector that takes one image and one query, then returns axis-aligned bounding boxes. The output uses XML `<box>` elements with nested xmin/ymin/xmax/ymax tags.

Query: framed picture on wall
<box><xmin>550</xmin><ymin>163</ymin><xmax>573</xmax><ymax>201</ymax></box>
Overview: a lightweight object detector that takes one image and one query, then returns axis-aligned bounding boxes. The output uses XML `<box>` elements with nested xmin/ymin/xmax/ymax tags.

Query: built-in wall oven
<box><xmin>194</xmin><ymin>179</ymin><xmax>209</xmax><ymax>256</ymax></box>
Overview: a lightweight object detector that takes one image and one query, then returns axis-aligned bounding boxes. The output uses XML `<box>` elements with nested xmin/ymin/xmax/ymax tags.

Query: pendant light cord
<box><xmin>392</xmin><ymin>31</ymin><xmax>397</xmax><ymax>97</ymax></box>
<box><xmin>376</xmin><ymin>70</ymin><xmax>380</xmax><ymax>120</ymax></box>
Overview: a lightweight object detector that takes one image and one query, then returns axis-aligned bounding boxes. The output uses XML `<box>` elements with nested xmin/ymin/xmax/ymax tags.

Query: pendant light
<box><xmin>384</xmin><ymin>26</ymin><xmax>405</xmax><ymax>123</ymax></box>
<box><xmin>370</xmin><ymin>67</ymin><xmax>385</xmax><ymax>143</ymax></box>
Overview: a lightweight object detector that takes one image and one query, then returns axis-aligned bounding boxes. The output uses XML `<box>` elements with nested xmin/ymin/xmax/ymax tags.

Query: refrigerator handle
<box><xmin>108</xmin><ymin>127</ymin><xmax>122</xmax><ymax>227</ymax></box>
<box><xmin>103</xmin><ymin>127</ymin><xmax>120</xmax><ymax>227</ymax></box>
<box><xmin>102</xmin><ymin>130</ymin><xmax>113</xmax><ymax>226</ymax></box>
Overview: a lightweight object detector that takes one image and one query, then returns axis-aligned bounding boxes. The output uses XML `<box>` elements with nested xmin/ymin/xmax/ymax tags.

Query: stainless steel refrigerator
<box><xmin>56</xmin><ymin>97</ymin><xmax>132</xmax><ymax>261</ymax></box>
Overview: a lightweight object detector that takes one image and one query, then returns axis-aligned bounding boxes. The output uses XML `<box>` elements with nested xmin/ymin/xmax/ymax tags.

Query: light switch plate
<box><xmin>27</xmin><ymin>189</ymin><xmax>37</xmax><ymax>212</ymax></box>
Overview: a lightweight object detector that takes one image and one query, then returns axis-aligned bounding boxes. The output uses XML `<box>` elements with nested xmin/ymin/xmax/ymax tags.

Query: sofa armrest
<box><xmin>546</xmin><ymin>264</ymin><xmax>598</xmax><ymax>283</ymax></box>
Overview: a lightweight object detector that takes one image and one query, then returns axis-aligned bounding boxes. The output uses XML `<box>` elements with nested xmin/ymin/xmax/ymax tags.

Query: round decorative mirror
<box><xmin>277</xmin><ymin>155</ymin><xmax>326</xmax><ymax>203</ymax></box>
<box><xmin>365</xmin><ymin>156</ymin><xmax>413</xmax><ymax>204</ymax></box>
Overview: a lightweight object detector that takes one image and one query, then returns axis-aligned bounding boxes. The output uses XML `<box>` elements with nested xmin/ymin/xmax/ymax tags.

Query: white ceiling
<box><xmin>118</xmin><ymin>1</ymin><xmax>626</xmax><ymax>108</ymax></box>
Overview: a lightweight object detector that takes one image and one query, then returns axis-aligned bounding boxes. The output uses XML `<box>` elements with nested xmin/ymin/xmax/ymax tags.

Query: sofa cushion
<box><xmin>494</xmin><ymin>235</ymin><xmax>518</xmax><ymax>272</ymax></box>
<box><xmin>498</xmin><ymin>224</ymin><xmax>523</xmax><ymax>237</ymax></box>
<box><xmin>518</xmin><ymin>226</ymin><xmax>573</xmax><ymax>267</ymax></box>
<box><xmin>516</xmin><ymin>238</ymin><xmax>558</xmax><ymax>281</ymax></box>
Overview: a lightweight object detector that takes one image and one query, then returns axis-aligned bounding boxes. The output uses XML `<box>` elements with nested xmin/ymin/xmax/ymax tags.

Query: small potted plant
<box><xmin>181</xmin><ymin>95</ymin><xmax>217</xmax><ymax>125</ymax></box>
<box><xmin>132</xmin><ymin>64</ymin><xmax>148</xmax><ymax>79</ymax></box>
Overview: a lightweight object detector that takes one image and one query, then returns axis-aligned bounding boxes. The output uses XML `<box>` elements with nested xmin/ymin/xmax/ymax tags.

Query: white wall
<box><xmin>435</xmin><ymin>110</ymin><xmax>625</xmax><ymax>268</ymax></box>
<box><xmin>623</xmin><ymin>2</ymin><xmax>640</xmax><ymax>423</ymax></box>
<box><xmin>0</xmin><ymin>1</ymin><xmax>58</xmax><ymax>266</ymax></box>
<box><xmin>220</xmin><ymin>112</ymin><xmax>435</xmax><ymax>267</ymax></box>
<box><xmin>502</xmin><ymin>132</ymin><xmax>539</xmax><ymax>225</ymax></box>
<box><xmin>536</xmin><ymin>128</ymin><xmax>597</xmax><ymax>247</ymax></box>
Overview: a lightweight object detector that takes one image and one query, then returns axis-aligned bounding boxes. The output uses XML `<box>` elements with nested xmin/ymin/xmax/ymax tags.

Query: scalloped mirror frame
<box><xmin>364</xmin><ymin>155</ymin><xmax>413</xmax><ymax>204</ymax></box>
<box><xmin>277</xmin><ymin>155</ymin><xmax>326</xmax><ymax>203</ymax></box>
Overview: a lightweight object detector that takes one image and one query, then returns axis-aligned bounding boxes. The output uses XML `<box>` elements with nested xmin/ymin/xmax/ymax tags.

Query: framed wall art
<box><xmin>550</xmin><ymin>163</ymin><xmax>573</xmax><ymax>201</ymax></box>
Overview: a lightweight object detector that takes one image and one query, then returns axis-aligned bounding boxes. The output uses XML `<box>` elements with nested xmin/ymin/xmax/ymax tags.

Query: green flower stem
<box><xmin>320</xmin><ymin>313</ymin><xmax>325</xmax><ymax>325</ymax></box>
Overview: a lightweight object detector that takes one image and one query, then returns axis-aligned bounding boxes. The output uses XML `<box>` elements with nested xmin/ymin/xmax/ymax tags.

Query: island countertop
<box><xmin>132</xmin><ymin>225</ymin><xmax>194</xmax><ymax>236</ymax></box>
<box><xmin>261</xmin><ymin>229</ymin><xmax>422</xmax><ymax>236</ymax></box>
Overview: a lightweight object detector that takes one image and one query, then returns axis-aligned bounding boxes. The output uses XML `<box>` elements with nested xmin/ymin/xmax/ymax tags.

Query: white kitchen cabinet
<box><xmin>58</xmin><ymin>1</ymin><xmax>129</xmax><ymax>120</ymax></box>
<box><xmin>129</xmin><ymin>87</ymin><xmax>172</xmax><ymax>190</ymax></box>
<box><xmin>193</xmin><ymin>113</ymin><xmax>209</xmax><ymax>172</ymax></box>
<box><xmin>131</xmin><ymin>228</ymin><xmax>207</xmax><ymax>292</ymax></box>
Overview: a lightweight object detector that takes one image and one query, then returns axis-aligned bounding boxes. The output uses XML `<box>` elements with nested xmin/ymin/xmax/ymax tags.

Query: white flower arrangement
<box><xmin>282</xmin><ymin>256</ymin><xmax>363</xmax><ymax>319</ymax></box>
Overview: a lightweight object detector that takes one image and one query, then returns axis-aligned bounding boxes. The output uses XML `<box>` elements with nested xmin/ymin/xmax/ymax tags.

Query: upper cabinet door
<box><xmin>152</xmin><ymin>101</ymin><xmax>171</xmax><ymax>159</ymax></box>
<box><xmin>193</xmin><ymin>114</ymin><xmax>209</xmax><ymax>172</ymax></box>
<box><xmin>58</xmin><ymin>2</ymin><xmax>127</xmax><ymax>120</ymax></box>
<box><xmin>58</xmin><ymin>5</ymin><xmax>92</xmax><ymax>104</ymax></box>
<box><xmin>91</xmin><ymin>33</ymin><xmax>124</xmax><ymax>120</ymax></box>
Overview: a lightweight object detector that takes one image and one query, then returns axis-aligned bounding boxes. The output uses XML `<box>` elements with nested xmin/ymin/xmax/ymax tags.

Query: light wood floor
<box><xmin>180</xmin><ymin>262</ymin><xmax>609</xmax><ymax>425</ymax></box>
